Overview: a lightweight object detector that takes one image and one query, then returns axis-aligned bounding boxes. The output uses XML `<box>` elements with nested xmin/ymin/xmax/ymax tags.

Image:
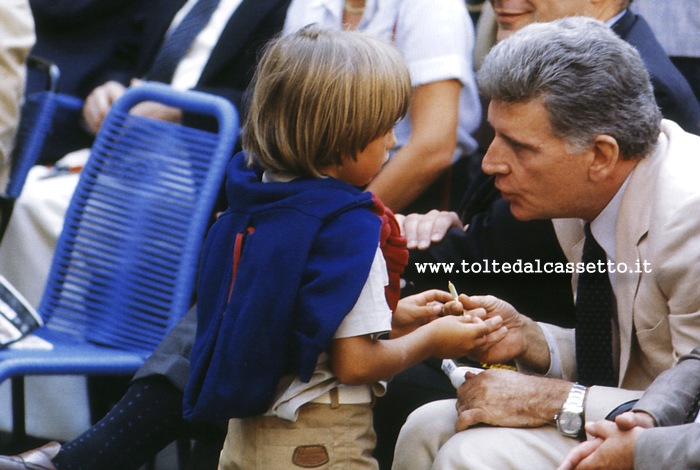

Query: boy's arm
<box><xmin>388</xmin><ymin>289</ymin><xmax>463</xmax><ymax>338</ymax></box>
<box><xmin>330</xmin><ymin>314</ymin><xmax>505</xmax><ymax>386</ymax></box>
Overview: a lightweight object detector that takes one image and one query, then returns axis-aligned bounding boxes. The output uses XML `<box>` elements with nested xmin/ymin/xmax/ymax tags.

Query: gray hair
<box><xmin>478</xmin><ymin>16</ymin><xmax>661</xmax><ymax>159</ymax></box>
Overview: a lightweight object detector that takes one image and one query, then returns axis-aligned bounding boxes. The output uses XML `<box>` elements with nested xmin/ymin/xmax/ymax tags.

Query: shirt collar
<box><xmin>606</xmin><ymin>9</ymin><xmax>627</xmax><ymax>28</ymax></box>
<box><xmin>589</xmin><ymin>176</ymin><xmax>630</xmax><ymax>263</ymax></box>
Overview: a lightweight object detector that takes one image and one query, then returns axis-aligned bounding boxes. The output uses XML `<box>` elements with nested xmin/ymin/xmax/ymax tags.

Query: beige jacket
<box><xmin>545</xmin><ymin>120</ymin><xmax>700</xmax><ymax>422</ymax></box>
<box><xmin>0</xmin><ymin>0</ymin><xmax>35</xmax><ymax>192</ymax></box>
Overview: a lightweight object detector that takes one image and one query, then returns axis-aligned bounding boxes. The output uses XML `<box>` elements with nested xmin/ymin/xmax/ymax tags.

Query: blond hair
<box><xmin>243</xmin><ymin>25</ymin><xmax>411</xmax><ymax>177</ymax></box>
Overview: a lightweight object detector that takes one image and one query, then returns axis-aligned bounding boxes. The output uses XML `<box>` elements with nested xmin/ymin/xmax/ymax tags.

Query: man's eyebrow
<box><xmin>497</xmin><ymin>130</ymin><xmax>539</xmax><ymax>153</ymax></box>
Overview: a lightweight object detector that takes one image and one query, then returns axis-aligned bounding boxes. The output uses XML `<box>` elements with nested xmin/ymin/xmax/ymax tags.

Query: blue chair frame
<box><xmin>0</xmin><ymin>56</ymin><xmax>84</xmax><ymax>241</ymax></box>
<box><xmin>0</xmin><ymin>82</ymin><xmax>238</xmax><ymax>441</ymax></box>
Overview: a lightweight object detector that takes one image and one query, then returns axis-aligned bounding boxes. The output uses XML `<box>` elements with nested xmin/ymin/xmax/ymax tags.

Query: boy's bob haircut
<box><xmin>242</xmin><ymin>24</ymin><xmax>412</xmax><ymax>177</ymax></box>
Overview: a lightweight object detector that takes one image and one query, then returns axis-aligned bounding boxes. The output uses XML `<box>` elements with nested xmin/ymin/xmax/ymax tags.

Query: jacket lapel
<box><xmin>615</xmin><ymin>145</ymin><xmax>663</xmax><ymax>381</ymax></box>
<box><xmin>552</xmin><ymin>218</ymin><xmax>585</xmax><ymax>295</ymax></box>
<box><xmin>610</xmin><ymin>8</ymin><xmax>636</xmax><ymax>39</ymax></box>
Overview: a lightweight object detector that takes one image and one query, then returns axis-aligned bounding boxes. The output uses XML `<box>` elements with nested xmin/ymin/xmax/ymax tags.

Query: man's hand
<box><xmin>557</xmin><ymin>418</ymin><xmax>645</xmax><ymax>470</ymax></box>
<box><xmin>396</xmin><ymin>210</ymin><xmax>464</xmax><ymax>250</ymax></box>
<box><xmin>82</xmin><ymin>80</ymin><xmax>184</xmax><ymax>135</ymax></box>
<box><xmin>130</xmin><ymin>101</ymin><xmax>183</xmax><ymax>124</ymax></box>
<box><xmin>83</xmin><ymin>81</ymin><xmax>128</xmax><ymax>134</ymax></box>
<box><xmin>613</xmin><ymin>410</ymin><xmax>655</xmax><ymax>430</ymax></box>
<box><xmin>454</xmin><ymin>369</ymin><xmax>571</xmax><ymax>431</ymax></box>
<box><xmin>457</xmin><ymin>294</ymin><xmax>533</xmax><ymax>365</ymax></box>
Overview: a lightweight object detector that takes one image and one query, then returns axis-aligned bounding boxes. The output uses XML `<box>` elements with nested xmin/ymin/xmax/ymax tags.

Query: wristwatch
<box><xmin>555</xmin><ymin>383</ymin><xmax>587</xmax><ymax>439</ymax></box>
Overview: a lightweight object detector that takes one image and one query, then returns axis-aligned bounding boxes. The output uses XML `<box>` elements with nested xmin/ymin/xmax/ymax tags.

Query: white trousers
<box><xmin>392</xmin><ymin>399</ymin><xmax>578</xmax><ymax>470</ymax></box>
<box><xmin>0</xmin><ymin>148</ymin><xmax>88</xmax><ymax>307</ymax></box>
<box><xmin>0</xmin><ymin>149</ymin><xmax>91</xmax><ymax>440</ymax></box>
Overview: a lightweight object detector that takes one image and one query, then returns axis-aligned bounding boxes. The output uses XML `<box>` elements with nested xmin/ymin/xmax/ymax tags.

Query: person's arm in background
<box><xmin>367</xmin><ymin>0</ymin><xmax>479</xmax><ymax>213</ymax></box>
<box><xmin>0</xmin><ymin>0</ymin><xmax>35</xmax><ymax>191</ymax></box>
<box><xmin>368</xmin><ymin>79</ymin><xmax>461</xmax><ymax>212</ymax></box>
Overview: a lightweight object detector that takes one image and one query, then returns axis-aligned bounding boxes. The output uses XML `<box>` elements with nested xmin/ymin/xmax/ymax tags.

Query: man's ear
<box><xmin>588</xmin><ymin>134</ymin><xmax>619</xmax><ymax>182</ymax></box>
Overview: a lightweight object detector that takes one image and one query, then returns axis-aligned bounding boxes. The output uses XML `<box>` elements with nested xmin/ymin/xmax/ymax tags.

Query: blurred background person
<box><xmin>631</xmin><ymin>0</ymin><xmax>700</xmax><ymax>104</ymax></box>
<box><xmin>285</xmin><ymin>0</ymin><xmax>483</xmax><ymax>214</ymax></box>
<box><xmin>0</xmin><ymin>0</ymin><xmax>34</xmax><ymax>193</ymax></box>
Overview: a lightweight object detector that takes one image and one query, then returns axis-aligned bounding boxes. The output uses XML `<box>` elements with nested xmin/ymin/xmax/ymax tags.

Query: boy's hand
<box><xmin>391</xmin><ymin>289</ymin><xmax>455</xmax><ymax>338</ymax></box>
<box><xmin>426</xmin><ymin>314</ymin><xmax>507</xmax><ymax>359</ymax></box>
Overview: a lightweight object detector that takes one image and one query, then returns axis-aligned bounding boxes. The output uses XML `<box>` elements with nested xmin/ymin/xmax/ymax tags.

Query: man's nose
<box><xmin>481</xmin><ymin>141</ymin><xmax>509</xmax><ymax>175</ymax></box>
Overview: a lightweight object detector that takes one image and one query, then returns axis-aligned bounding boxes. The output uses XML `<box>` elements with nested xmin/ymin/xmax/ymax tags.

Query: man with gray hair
<box><xmin>392</xmin><ymin>16</ymin><xmax>700</xmax><ymax>469</ymax></box>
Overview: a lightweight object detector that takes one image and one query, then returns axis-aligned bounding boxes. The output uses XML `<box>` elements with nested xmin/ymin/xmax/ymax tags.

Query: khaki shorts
<box><xmin>218</xmin><ymin>402</ymin><xmax>377</xmax><ymax>469</ymax></box>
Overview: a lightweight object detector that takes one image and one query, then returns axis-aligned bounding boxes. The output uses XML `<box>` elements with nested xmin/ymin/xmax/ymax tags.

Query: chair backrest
<box><xmin>2</xmin><ymin>56</ymin><xmax>62</xmax><ymax>200</ymax></box>
<box><xmin>38</xmin><ymin>83</ymin><xmax>238</xmax><ymax>355</ymax></box>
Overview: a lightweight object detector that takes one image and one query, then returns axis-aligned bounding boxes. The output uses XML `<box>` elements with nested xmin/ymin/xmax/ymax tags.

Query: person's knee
<box><xmin>403</xmin><ymin>399</ymin><xmax>457</xmax><ymax>437</ymax></box>
<box><xmin>12</xmin><ymin>167</ymin><xmax>52</xmax><ymax>213</ymax></box>
<box><xmin>11</xmin><ymin>168</ymin><xmax>78</xmax><ymax>226</ymax></box>
<box><xmin>392</xmin><ymin>399</ymin><xmax>458</xmax><ymax>469</ymax></box>
<box><xmin>432</xmin><ymin>426</ymin><xmax>571</xmax><ymax>470</ymax></box>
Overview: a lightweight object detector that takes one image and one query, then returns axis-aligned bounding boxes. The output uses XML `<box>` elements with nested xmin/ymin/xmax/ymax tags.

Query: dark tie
<box><xmin>145</xmin><ymin>0</ymin><xmax>222</xmax><ymax>83</ymax></box>
<box><xmin>575</xmin><ymin>223</ymin><xmax>617</xmax><ymax>386</ymax></box>
<box><xmin>685</xmin><ymin>387</ymin><xmax>700</xmax><ymax>423</ymax></box>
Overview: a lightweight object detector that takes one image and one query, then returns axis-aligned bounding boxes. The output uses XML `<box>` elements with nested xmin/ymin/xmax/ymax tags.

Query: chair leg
<box><xmin>11</xmin><ymin>377</ymin><xmax>26</xmax><ymax>444</ymax></box>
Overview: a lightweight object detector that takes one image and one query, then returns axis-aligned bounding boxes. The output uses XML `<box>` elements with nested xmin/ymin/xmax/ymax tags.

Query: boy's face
<box><xmin>332</xmin><ymin>130</ymin><xmax>396</xmax><ymax>187</ymax></box>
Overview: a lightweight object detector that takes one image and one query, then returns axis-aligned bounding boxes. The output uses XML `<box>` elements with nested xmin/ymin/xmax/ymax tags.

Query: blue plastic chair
<box><xmin>0</xmin><ymin>82</ymin><xmax>238</xmax><ymax>440</ymax></box>
<box><xmin>0</xmin><ymin>56</ymin><xmax>84</xmax><ymax>240</ymax></box>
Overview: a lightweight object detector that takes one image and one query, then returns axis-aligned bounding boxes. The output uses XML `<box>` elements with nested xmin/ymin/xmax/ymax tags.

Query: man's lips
<box><xmin>493</xmin><ymin>8</ymin><xmax>532</xmax><ymax>23</ymax></box>
<box><xmin>494</xmin><ymin>181</ymin><xmax>516</xmax><ymax>200</ymax></box>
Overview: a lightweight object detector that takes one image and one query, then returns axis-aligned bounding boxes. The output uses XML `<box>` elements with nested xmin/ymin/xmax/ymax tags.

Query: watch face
<box><xmin>559</xmin><ymin>411</ymin><xmax>583</xmax><ymax>434</ymax></box>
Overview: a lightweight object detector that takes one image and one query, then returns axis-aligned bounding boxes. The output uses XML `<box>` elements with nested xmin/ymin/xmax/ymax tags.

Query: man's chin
<box><xmin>508</xmin><ymin>203</ymin><xmax>538</xmax><ymax>221</ymax></box>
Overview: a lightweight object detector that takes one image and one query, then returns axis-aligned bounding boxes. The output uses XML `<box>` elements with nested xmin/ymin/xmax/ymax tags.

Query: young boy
<box><xmin>183</xmin><ymin>25</ymin><xmax>506</xmax><ymax>469</ymax></box>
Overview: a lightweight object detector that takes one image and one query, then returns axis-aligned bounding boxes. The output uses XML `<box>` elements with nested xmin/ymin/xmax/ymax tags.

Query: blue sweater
<box><xmin>184</xmin><ymin>152</ymin><xmax>381</xmax><ymax>421</ymax></box>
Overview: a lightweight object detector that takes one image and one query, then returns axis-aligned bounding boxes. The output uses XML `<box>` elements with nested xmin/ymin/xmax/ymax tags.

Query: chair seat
<box><xmin>0</xmin><ymin>328</ymin><xmax>147</xmax><ymax>381</ymax></box>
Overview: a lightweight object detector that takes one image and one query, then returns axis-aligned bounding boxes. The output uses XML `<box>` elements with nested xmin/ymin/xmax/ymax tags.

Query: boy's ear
<box><xmin>588</xmin><ymin>134</ymin><xmax>619</xmax><ymax>182</ymax></box>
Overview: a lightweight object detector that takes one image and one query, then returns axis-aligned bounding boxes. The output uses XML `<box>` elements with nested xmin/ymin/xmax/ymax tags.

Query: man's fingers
<box><xmin>418</xmin><ymin>289</ymin><xmax>457</xmax><ymax>305</ymax></box>
<box><xmin>455</xmin><ymin>409</ymin><xmax>482</xmax><ymax>432</ymax></box>
<box><xmin>415</xmin><ymin>210</ymin><xmax>443</xmax><ymax>249</ymax></box>
<box><xmin>83</xmin><ymin>81</ymin><xmax>126</xmax><ymax>134</ymax></box>
<box><xmin>401</xmin><ymin>213</ymin><xmax>421</xmax><ymax>249</ymax></box>
<box><xmin>557</xmin><ymin>439</ymin><xmax>603</xmax><ymax>470</ymax></box>
<box><xmin>394</xmin><ymin>213</ymin><xmax>406</xmax><ymax>234</ymax></box>
<box><xmin>442</xmin><ymin>299</ymin><xmax>466</xmax><ymax>317</ymax></box>
<box><xmin>482</xmin><ymin>325</ymin><xmax>508</xmax><ymax>344</ymax></box>
<box><xmin>615</xmin><ymin>411</ymin><xmax>655</xmax><ymax>430</ymax></box>
<box><xmin>402</xmin><ymin>210</ymin><xmax>460</xmax><ymax>250</ymax></box>
<box><xmin>481</xmin><ymin>315</ymin><xmax>504</xmax><ymax>330</ymax></box>
<box><xmin>584</xmin><ymin>419</ymin><xmax>617</xmax><ymax>439</ymax></box>
<box><xmin>459</xmin><ymin>294</ymin><xmax>498</xmax><ymax>311</ymax></box>
<box><xmin>430</xmin><ymin>210</ymin><xmax>461</xmax><ymax>240</ymax></box>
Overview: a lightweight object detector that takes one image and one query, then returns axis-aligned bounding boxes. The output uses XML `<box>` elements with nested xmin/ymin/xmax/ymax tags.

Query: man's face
<box><xmin>489</xmin><ymin>0</ymin><xmax>590</xmax><ymax>40</ymax></box>
<box><xmin>481</xmin><ymin>99</ymin><xmax>593</xmax><ymax>221</ymax></box>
